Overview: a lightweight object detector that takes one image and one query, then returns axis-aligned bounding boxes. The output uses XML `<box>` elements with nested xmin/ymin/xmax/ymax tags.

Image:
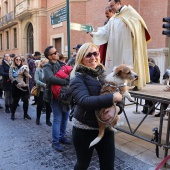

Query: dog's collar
<box><xmin>119</xmin><ymin>83</ymin><xmax>127</xmax><ymax>87</ymax></box>
<box><xmin>105</xmin><ymin>82</ymin><xmax>126</xmax><ymax>88</ymax></box>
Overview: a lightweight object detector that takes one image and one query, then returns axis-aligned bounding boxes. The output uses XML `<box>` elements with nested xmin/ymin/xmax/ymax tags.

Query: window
<box><xmin>6</xmin><ymin>31</ymin><xmax>9</xmax><ymax>49</ymax></box>
<box><xmin>5</xmin><ymin>1</ymin><xmax>8</xmax><ymax>14</ymax></box>
<box><xmin>14</xmin><ymin>28</ymin><xmax>17</xmax><ymax>48</ymax></box>
<box><xmin>27</xmin><ymin>23</ymin><xmax>34</xmax><ymax>53</ymax></box>
<box><xmin>0</xmin><ymin>34</ymin><xmax>2</xmax><ymax>50</ymax></box>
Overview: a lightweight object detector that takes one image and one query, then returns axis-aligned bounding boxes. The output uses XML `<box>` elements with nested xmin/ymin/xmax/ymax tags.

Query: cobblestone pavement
<box><xmin>0</xmin><ymin>98</ymin><xmax>153</xmax><ymax>170</ymax></box>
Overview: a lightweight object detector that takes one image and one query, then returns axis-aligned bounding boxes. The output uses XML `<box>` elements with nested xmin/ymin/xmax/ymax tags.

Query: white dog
<box><xmin>15</xmin><ymin>65</ymin><xmax>32</xmax><ymax>91</ymax></box>
<box><xmin>163</xmin><ymin>67</ymin><xmax>170</xmax><ymax>86</ymax></box>
<box><xmin>89</xmin><ymin>64</ymin><xmax>138</xmax><ymax>148</ymax></box>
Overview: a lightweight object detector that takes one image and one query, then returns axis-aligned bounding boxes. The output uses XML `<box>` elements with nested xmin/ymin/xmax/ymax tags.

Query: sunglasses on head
<box><xmin>85</xmin><ymin>51</ymin><xmax>99</xmax><ymax>58</ymax></box>
<box><xmin>51</xmin><ymin>51</ymin><xmax>58</xmax><ymax>56</ymax></box>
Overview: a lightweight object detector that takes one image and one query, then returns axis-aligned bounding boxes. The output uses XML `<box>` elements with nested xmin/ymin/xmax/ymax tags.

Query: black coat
<box><xmin>0</xmin><ymin>60</ymin><xmax>12</xmax><ymax>91</ymax></box>
<box><xmin>149</xmin><ymin>65</ymin><xmax>160</xmax><ymax>83</ymax></box>
<box><xmin>69</xmin><ymin>65</ymin><xmax>113</xmax><ymax>128</ymax></box>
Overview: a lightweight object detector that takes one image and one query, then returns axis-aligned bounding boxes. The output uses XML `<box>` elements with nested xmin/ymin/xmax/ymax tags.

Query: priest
<box><xmin>90</xmin><ymin>0</ymin><xmax>151</xmax><ymax>90</ymax></box>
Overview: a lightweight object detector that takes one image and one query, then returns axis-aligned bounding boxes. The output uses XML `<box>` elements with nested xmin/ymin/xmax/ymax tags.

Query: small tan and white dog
<box><xmin>89</xmin><ymin>64</ymin><xmax>138</xmax><ymax>147</ymax></box>
<box><xmin>15</xmin><ymin>65</ymin><xmax>32</xmax><ymax>91</ymax></box>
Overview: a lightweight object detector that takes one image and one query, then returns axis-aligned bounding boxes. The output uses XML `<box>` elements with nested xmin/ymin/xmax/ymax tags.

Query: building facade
<box><xmin>0</xmin><ymin>0</ymin><xmax>169</xmax><ymax>78</ymax></box>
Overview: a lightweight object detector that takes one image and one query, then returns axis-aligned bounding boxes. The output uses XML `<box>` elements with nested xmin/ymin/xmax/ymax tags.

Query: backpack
<box><xmin>51</xmin><ymin>65</ymin><xmax>73</xmax><ymax>111</ymax></box>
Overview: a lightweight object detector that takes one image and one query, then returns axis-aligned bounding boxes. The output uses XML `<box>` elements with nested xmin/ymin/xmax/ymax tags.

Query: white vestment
<box><xmin>92</xmin><ymin>6</ymin><xmax>133</xmax><ymax>74</ymax></box>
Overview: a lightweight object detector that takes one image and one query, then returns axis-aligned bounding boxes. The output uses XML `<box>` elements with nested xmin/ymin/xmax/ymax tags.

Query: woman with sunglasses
<box><xmin>69</xmin><ymin>42</ymin><xmax>124</xmax><ymax>170</ymax></box>
<box><xmin>9</xmin><ymin>55</ymin><xmax>31</xmax><ymax>120</ymax></box>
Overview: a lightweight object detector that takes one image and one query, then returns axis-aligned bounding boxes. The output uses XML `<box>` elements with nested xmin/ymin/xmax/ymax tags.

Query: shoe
<box><xmin>154</xmin><ymin>112</ymin><xmax>160</xmax><ymax>117</ymax></box>
<box><xmin>46</xmin><ymin>121</ymin><xmax>52</xmax><ymax>127</ymax></box>
<box><xmin>11</xmin><ymin>114</ymin><xmax>15</xmax><ymax>120</ymax></box>
<box><xmin>132</xmin><ymin>86</ymin><xmax>139</xmax><ymax>91</ymax></box>
<box><xmin>142</xmin><ymin>110</ymin><xmax>154</xmax><ymax>115</ymax></box>
<box><xmin>36</xmin><ymin>119</ymin><xmax>40</xmax><ymax>125</ymax></box>
<box><xmin>24</xmin><ymin>114</ymin><xmax>31</xmax><ymax>120</ymax></box>
<box><xmin>59</xmin><ymin>137</ymin><xmax>72</xmax><ymax>144</ymax></box>
<box><xmin>52</xmin><ymin>143</ymin><xmax>64</xmax><ymax>152</ymax></box>
<box><xmin>141</xmin><ymin>109</ymin><xmax>147</xmax><ymax>114</ymax></box>
<box><xmin>31</xmin><ymin>102</ymin><xmax>37</xmax><ymax>105</ymax></box>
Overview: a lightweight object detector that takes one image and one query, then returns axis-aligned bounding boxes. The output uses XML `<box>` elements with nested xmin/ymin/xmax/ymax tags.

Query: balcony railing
<box><xmin>0</xmin><ymin>11</ymin><xmax>15</xmax><ymax>27</ymax></box>
<box><xmin>15</xmin><ymin>0</ymin><xmax>31</xmax><ymax>16</ymax></box>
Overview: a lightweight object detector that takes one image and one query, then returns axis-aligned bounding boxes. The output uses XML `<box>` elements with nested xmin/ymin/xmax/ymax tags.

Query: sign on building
<box><xmin>50</xmin><ymin>6</ymin><xmax>67</xmax><ymax>25</ymax></box>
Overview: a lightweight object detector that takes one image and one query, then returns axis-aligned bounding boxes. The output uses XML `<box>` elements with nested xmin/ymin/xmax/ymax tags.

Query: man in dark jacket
<box><xmin>141</xmin><ymin>58</ymin><xmax>160</xmax><ymax>115</ymax></box>
<box><xmin>26</xmin><ymin>53</ymin><xmax>36</xmax><ymax>105</ymax></box>
<box><xmin>67</xmin><ymin>44</ymin><xmax>82</xmax><ymax>67</ymax></box>
<box><xmin>43</xmin><ymin>46</ymin><xmax>71</xmax><ymax>152</ymax></box>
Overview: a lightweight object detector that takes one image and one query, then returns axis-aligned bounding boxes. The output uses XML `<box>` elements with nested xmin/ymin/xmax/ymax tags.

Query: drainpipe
<box><xmin>66</xmin><ymin>0</ymin><xmax>70</xmax><ymax>60</ymax></box>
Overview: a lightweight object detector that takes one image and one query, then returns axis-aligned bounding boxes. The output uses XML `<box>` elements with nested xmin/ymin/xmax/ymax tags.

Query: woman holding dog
<box><xmin>69</xmin><ymin>42</ymin><xmax>124</xmax><ymax>170</ymax></box>
<box><xmin>34</xmin><ymin>58</ymin><xmax>52</xmax><ymax>126</ymax></box>
<box><xmin>9</xmin><ymin>55</ymin><xmax>31</xmax><ymax>120</ymax></box>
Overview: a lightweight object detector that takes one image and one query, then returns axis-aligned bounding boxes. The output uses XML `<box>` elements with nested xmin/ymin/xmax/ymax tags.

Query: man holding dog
<box><xmin>90</xmin><ymin>0</ymin><xmax>151</xmax><ymax>90</ymax></box>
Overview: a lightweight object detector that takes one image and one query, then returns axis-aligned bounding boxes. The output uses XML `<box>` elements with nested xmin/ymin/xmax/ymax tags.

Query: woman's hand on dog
<box><xmin>113</xmin><ymin>92</ymin><xmax>122</xmax><ymax>103</ymax></box>
<box><xmin>101</xmin><ymin>106</ymin><xmax>120</xmax><ymax>123</ymax></box>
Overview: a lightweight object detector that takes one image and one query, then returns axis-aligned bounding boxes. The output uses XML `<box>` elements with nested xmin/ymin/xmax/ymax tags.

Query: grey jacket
<box><xmin>43</xmin><ymin>61</ymin><xmax>69</xmax><ymax>103</ymax></box>
<box><xmin>34</xmin><ymin>68</ymin><xmax>46</xmax><ymax>96</ymax></box>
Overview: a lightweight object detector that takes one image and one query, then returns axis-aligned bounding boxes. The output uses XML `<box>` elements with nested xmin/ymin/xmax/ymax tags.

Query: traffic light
<box><xmin>162</xmin><ymin>17</ymin><xmax>170</xmax><ymax>36</ymax></box>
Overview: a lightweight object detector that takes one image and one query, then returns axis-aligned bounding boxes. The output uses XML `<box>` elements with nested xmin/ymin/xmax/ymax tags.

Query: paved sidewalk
<box><xmin>0</xmin><ymin>98</ymin><xmax>156</xmax><ymax>170</ymax></box>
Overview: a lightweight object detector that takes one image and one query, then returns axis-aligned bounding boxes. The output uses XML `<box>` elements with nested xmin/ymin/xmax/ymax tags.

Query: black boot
<box><xmin>11</xmin><ymin>113</ymin><xmax>15</xmax><ymax>120</ymax></box>
<box><xmin>24</xmin><ymin>114</ymin><xmax>31</xmax><ymax>120</ymax></box>
<box><xmin>46</xmin><ymin>120</ymin><xmax>52</xmax><ymax>127</ymax></box>
<box><xmin>5</xmin><ymin>105</ymin><xmax>10</xmax><ymax>114</ymax></box>
<box><xmin>0</xmin><ymin>104</ymin><xmax>3</xmax><ymax>109</ymax></box>
<box><xmin>36</xmin><ymin>118</ymin><xmax>40</xmax><ymax>125</ymax></box>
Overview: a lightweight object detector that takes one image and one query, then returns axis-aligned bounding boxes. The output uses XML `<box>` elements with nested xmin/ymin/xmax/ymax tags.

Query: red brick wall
<box><xmin>39</xmin><ymin>16</ymin><xmax>47</xmax><ymax>53</ymax></box>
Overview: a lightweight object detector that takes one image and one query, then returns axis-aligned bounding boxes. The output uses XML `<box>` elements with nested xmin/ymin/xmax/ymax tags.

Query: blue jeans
<box><xmin>51</xmin><ymin>99</ymin><xmax>70</xmax><ymax>145</ymax></box>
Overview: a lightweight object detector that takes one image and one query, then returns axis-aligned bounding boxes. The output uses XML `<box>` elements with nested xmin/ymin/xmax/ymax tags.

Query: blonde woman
<box><xmin>69</xmin><ymin>43</ymin><xmax>123</xmax><ymax>170</ymax></box>
<box><xmin>9</xmin><ymin>55</ymin><xmax>31</xmax><ymax>120</ymax></box>
<box><xmin>34</xmin><ymin>58</ymin><xmax>52</xmax><ymax>126</ymax></box>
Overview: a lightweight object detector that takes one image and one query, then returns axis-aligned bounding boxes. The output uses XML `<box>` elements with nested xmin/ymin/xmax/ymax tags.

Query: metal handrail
<box><xmin>0</xmin><ymin>11</ymin><xmax>15</xmax><ymax>26</ymax></box>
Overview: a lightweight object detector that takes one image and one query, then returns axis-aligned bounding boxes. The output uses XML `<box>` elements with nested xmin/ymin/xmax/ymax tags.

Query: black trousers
<box><xmin>11</xmin><ymin>95</ymin><xmax>29</xmax><ymax>116</ymax></box>
<box><xmin>72</xmin><ymin>126</ymin><xmax>115</xmax><ymax>170</ymax></box>
<box><xmin>36</xmin><ymin>91</ymin><xmax>51</xmax><ymax>121</ymax></box>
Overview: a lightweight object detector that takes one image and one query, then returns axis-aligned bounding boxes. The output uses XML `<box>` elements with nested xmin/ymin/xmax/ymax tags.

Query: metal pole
<box><xmin>66</xmin><ymin>0</ymin><xmax>71</xmax><ymax>60</ymax></box>
<box><xmin>168</xmin><ymin>37</ymin><xmax>170</xmax><ymax>66</ymax></box>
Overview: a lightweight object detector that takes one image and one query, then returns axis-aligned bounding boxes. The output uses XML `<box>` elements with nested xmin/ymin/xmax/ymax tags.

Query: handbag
<box><xmin>31</xmin><ymin>86</ymin><xmax>38</xmax><ymax>96</ymax></box>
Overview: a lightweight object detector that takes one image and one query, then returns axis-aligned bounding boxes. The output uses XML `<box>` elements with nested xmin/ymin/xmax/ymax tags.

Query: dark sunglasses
<box><xmin>51</xmin><ymin>51</ymin><xmax>58</xmax><ymax>56</ymax></box>
<box><xmin>85</xmin><ymin>51</ymin><xmax>99</xmax><ymax>58</ymax></box>
<box><xmin>15</xmin><ymin>59</ymin><xmax>21</xmax><ymax>61</ymax></box>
